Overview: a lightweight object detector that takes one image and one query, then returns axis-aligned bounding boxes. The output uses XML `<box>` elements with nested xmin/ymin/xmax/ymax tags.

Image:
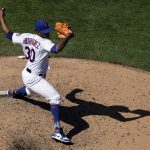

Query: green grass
<box><xmin>0</xmin><ymin>0</ymin><xmax>150</xmax><ymax>71</ymax></box>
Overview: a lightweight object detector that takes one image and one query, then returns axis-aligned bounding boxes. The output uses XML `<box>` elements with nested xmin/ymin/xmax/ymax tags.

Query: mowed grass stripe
<box><xmin>0</xmin><ymin>0</ymin><xmax>150</xmax><ymax>71</ymax></box>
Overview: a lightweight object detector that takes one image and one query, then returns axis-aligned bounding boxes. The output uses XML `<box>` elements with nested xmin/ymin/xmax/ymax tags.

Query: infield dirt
<box><xmin>0</xmin><ymin>57</ymin><xmax>149</xmax><ymax>150</ymax></box>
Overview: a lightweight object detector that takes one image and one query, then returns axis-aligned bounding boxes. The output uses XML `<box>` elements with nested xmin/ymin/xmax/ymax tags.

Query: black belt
<box><xmin>26</xmin><ymin>68</ymin><xmax>45</xmax><ymax>77</ymax></box>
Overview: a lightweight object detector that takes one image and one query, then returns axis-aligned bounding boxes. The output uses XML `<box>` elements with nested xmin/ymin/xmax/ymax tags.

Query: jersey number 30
<box><xmin>25</xmin><ymin>46</ymin><xmax>35</xmax><ymax>62</ymax></box>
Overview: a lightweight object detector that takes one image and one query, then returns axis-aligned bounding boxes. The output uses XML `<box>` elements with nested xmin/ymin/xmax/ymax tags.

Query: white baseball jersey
<box><xmin>12</xmin><ymin>33</ymin><xmax>55</xmax><ymax>76</ymax></box>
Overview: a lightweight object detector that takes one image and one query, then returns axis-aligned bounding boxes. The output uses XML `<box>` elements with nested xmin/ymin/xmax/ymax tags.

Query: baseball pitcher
<box><xmin>0</xmin><ymin>7</ymin><xmax>74</xmax><ymax>143</ymax></box>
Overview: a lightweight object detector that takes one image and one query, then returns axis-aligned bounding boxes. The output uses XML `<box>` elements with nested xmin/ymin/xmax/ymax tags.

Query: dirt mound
<box><xmin>0</xmin><ymin>57</ymin><xmax>150</xmax><ymax>150</ymax></box>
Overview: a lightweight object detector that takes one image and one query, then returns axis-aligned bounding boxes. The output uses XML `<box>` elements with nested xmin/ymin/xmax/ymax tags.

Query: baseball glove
<box><xmin>55</xmin><ymin>22</ymin><xmax>71</xmax><ymax>38</ymax></box>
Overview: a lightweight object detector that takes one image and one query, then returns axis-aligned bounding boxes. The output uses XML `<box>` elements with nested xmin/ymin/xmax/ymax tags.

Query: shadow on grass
<box><xmin>15</xmin><ymin>88</ymin><xmax>150</xmax><ymax>139</ymax></box>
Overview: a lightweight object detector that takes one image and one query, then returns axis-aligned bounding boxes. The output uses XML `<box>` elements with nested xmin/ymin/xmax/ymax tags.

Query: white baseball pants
<box><xmin>22</xmin><ymin>68</ymin><xmax>61</xmax><ymax>104</ymax></box>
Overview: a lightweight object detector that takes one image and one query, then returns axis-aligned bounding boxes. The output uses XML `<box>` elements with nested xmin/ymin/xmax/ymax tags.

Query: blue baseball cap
<box><xmin>34</xmin><ymin>20</ymin><xmax>52</xmax><ymax>33</ymax></box>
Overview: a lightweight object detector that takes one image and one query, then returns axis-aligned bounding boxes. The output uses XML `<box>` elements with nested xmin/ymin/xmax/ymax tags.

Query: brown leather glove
<box><xmin>55</xmin><ymin>22</ymin><xmax>72</xmax><ymax>38</ymax></box>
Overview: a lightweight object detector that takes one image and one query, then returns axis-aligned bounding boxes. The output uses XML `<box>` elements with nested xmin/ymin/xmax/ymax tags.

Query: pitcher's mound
<box><xmin>0</xmin><ymin>57</ymin><xmax>150</xmax><ymax>150</ymax></box>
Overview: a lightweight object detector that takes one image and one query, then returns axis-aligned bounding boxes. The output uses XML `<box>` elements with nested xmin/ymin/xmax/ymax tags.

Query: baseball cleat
<box><xmin>52</xmin><ymin>129</ymin><xmax>71</xmax><ymax>143</ymax></box>
<box><xmin>0</xmin><ymin>90</ymin><xmax>9</xmax><ymax>96</ymax></box>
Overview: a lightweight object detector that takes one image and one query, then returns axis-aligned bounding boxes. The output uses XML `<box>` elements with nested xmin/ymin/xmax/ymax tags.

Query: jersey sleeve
<box><xmin>42</xmin><ymin>39</ymin><xmax>56</xmax><ymax>53</ymax></box>
<box><xmin>6</xmin><ymin>31</ymin><xmax>14</xmax><ymax>41</ymax></box>
<box><xmin>12</xmin><ymin>33</ymin><xmax>24</xmax><ymax>44</ymax></box>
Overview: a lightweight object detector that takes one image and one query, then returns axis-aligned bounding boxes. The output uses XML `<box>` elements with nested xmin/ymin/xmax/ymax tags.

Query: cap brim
<box><xmin>40</xmin><ymin>28</ymin><xmax>52</xmax><ymax>33</ymax></box>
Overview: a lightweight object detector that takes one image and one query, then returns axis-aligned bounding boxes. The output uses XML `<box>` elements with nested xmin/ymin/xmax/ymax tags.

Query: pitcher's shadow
<box><xmin>16</xmin><ymin>88</ymin><xmax>150</xmax><ymax>139</ymax></box>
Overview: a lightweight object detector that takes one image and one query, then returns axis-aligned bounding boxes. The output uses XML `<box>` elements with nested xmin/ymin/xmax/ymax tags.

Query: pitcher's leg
<box><xmin>28</xmin><ymin>78</ymin><xmax>61</xmax><ymax>128</ymax></box>
<box><xmin>0</xmin><ymin>86</ymin><xmax>31</xmax><ymax>97</ymax></box>
<box><xmin>27</xmin><ymin>78</ymin><xmax>61</xmax><ymax>104</ymax></box>
<box><xmin>28</xmin><ymin>78</ymin><xmax>71</xmax><ymax>143</ymax></box>
<box><xmin>8</xmin><ymin>86</ymin><xmax>31</xmax><ymax>97</ymax></box>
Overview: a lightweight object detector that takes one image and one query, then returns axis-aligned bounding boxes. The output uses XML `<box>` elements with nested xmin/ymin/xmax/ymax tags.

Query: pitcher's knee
<box><xmin>47</xmin><ymin>93</ymin><xmax>61</xmax><ymax>105</ymax></box>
